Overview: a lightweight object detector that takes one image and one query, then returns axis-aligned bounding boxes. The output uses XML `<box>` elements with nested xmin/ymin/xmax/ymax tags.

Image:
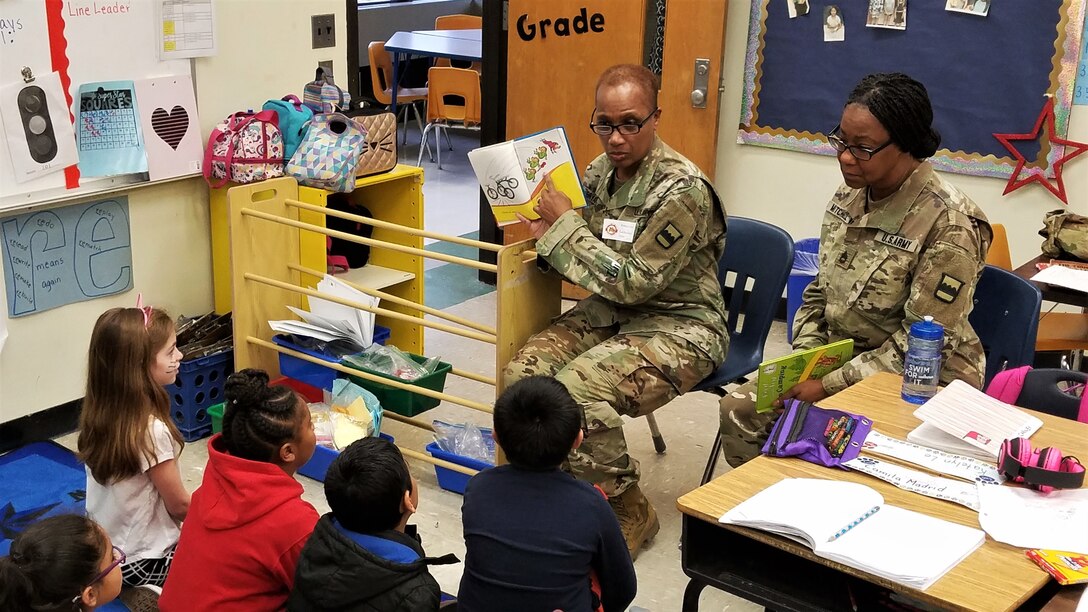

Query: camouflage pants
<box><xmin>718</xmin><ymin>380</ymin><xmax>779</xmax><ymax>467</ymax></box>
<box><xmin>503</xmin><ymin>307</ymin><xmax>715</xmax><ymax>497</ymax></box>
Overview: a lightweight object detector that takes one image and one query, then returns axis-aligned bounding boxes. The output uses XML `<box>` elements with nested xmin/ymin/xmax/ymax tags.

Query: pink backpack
<box><xmin>203</xmin><ymin>110</ymin><xmax>285</xmax><ymax>187</ymax></box>
<box><xmin>985</xmin><ymin>366</ymin><xmax>1088</xmax><ymax>423</ymax></box>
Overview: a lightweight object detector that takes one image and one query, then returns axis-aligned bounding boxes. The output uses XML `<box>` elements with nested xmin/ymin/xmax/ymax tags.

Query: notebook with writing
<box><xmin>720</xmin><ymin>478</ymin><xmax>985</xmax><ymax>590</ymax></box>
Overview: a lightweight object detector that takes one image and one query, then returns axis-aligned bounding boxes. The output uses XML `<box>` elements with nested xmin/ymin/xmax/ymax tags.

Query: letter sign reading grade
<box><xmin>516</xmin><ymin>7</ymin><xmax>604</xmax><ymax>41</ymax></box>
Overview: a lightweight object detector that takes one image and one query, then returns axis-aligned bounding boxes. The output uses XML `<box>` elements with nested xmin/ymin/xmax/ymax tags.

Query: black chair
<box><xmin>643</xmin><ymin>217</ymin><xmax>795</xmax><ymax>485</ymax></box>
<box><xmin>968</xmin><ymin>265</ymin><xmax>1042</xmax><ymax>386</ymax></box>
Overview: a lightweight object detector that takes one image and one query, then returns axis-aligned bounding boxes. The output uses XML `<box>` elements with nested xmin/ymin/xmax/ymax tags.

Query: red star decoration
<box><xmin>993</xmin><ymin>97</ymin><xmax>1088</xmax><ymax>205</ymax></box>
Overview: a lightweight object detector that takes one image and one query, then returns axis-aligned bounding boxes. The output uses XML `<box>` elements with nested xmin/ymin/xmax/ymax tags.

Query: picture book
<box><xmin>1027</xmin><ymin>549</ymin><xmax>1088</xmax><ymax>585</ymax></box>
<box><xmin>467</xmin><ymin>126</ymin><xmax>586</xmax><ymax>226</ymax></box>
<box><xmin>755</xmin><ymin>339</ymin><xmax>854</xmax><ymax>412</ymax></box>
<box><xmin>908</xmin><ymin>380</ymin><xmax>1043</xmax><ymax>460</ymax></box>
<box><xmin>720</xmin><ymin>478</ymin><xmax>985</xmax><ymax>590</ymax></box>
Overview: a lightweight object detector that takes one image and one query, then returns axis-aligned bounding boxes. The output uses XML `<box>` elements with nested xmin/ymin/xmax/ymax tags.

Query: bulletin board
<box><xmin>738</xmin><ymin>0</ymin><xmax>1087</xmax><ymax>178</ymax></box>
<box><xmin>0</xmin><ymin>0</ymin><xmax>202</xmax><ymax>213</ymax></box>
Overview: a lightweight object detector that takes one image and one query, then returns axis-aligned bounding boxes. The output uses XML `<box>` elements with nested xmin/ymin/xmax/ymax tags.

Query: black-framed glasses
<box><xmin>827</xmin><ymin>125</ymin><xmax>893</xmax><ymax>161</ymax></box>
<box><xmin>589</xmin><ymin>108</ymin><xmax>659</xmax><ymax>136</ymax></box>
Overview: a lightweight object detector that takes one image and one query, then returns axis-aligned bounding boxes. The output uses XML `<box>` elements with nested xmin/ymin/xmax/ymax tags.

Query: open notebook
<box><xmin>720</xmin><ymin>478</ymin><xmax>985</xmax><ymax>590</ymax></box>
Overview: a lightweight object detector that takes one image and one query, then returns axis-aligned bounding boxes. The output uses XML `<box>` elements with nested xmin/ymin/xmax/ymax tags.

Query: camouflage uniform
<box><xmin>504</xmin><ymin>136</ymin><xmax>729</xmax><ymax>496</ymax></box>
<box><xmin>720</xmin><ymin>162</ymin><xmax>992</xmax><ymax>466</ymax></box>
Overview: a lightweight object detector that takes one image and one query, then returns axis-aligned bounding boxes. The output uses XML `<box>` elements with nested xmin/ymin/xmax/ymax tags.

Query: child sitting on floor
<box><xmin>159</xmin><ymin>369</ymin><xmax>319</xmax><ymax>611</ymax></box>
<box><xmin>287</xmin><ymin>436</ymin><xmax>459</xmax><ymax>612</ymax></box>
<box><xmin>457</xmin><ymin>376</ymin><xmax>637</xmax><ymax>612</ymax></box>
<box><xmin>0</xmin><ymin>515</ymin><xmax>123</xmax><ymax>611</ymax></box>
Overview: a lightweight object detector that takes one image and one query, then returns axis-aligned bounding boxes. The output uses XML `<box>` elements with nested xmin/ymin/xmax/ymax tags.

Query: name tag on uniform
<box><xmin>602</xmin><ymin>219</ymin><xmax>637</xmax><ymax>243</ymax></box>
<box><xmin>828</xmin><ymin>203</ymin><xmax>854</xmax><ymax>224</ymax></box>
<box><xmin>875</xmin><ymin>230</ymin><xmax>920</xmax><ymax>253</ymax></box>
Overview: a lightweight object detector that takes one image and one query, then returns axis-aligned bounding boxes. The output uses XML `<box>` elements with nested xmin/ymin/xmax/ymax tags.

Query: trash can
<box><xmin>786</xmin><ymin>238</ymin><xmax>821</xmax><ymax>343</ymax></box>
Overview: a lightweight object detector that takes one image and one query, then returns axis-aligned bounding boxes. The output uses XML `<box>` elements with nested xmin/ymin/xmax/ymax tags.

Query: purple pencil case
<box><xmin>761</xmin><ymin>399</ymin><xmax>872</xmax><ymax>468</ymax></box>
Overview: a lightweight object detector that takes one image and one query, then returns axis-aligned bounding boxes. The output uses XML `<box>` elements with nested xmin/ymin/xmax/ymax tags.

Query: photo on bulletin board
<box><xmin>945</xmin><ymin>0</ymin><xmax>991</xmax><ymax>18</ymax></box>
<box><xmin>738</xmin><ymin>0</ymin><xmax>1086</xmax><ymax>179</ymax></box>
<box><xmin>823</xmin><ymin>5</ymin><xmax>845</xmax><ymax>42</ymax></box>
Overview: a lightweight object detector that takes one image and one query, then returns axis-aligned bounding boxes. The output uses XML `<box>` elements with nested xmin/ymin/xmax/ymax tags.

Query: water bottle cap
<box><xmin>910</xmin><ymin>316</ymin><xmax>945</xmax><ymax>341</ymax></box>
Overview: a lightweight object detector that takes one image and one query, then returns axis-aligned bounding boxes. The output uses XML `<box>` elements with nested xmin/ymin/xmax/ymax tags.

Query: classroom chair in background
<box><xmin>368</xmin><ymin>41</ymin><xmax>429</xmax><ymax>146</ymax></box>
<box><xmin>644</xmin><ymin>217</ymin><xmax>795</xmax><ymax>485</ymax></box>
<box><xmin>434</xmin><ymin>14</ymin><xmax>483</xmax><ymax>74</ymax></box>
<box><xmin>968</xmin><ymin>265</ymin><xmax>1041</xmax><ymax>386</ymax></box>
<box><xmin>417</xmin><ymin>67</ymin><xmax>481</xmax><ymax>169</ymax></box>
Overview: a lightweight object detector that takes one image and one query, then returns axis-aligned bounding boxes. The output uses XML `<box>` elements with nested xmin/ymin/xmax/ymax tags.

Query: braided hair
<box><xmin>846</xmin><ymin>72</ymin><xmax>941</xmax><ymax>160</ymax></box>
<box><xmin>221</xmin><ymin>369</ymin><xmax>300</xmax><ymax>463</ymax></box>
<box><xmin>0</xmin><ymin>515</ymin><xmax>108</xmax><ymax>611</ymax></box>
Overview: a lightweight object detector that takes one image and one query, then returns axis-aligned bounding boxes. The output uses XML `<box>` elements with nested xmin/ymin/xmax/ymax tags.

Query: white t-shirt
<box><xmin>86</xmin><ymin>416</ymin><xmax>182</xmax><ymax>562</ymax></box>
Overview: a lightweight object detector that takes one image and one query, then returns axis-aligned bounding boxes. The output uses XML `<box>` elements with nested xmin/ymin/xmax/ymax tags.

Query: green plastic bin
<box><xmin>345</xmin><ymin>353</ymin><xmax>452</xmax><ymax>417</ymax></box>
<box><xmin>209</xmin><ymin>402</ymin><xmax>224</xmax><ymax>434</ymax></box>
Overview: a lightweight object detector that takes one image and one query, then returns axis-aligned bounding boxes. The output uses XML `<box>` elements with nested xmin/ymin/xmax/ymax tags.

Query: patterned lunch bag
<box><xmin>203</xmin><ymin>110</ymin><xmax>285</xmax><ymax>187</ymax></box>
<box><xmin>285</xmin><ymin>113</ymin><xmax>367</xmax><ymax>193</ymax></box>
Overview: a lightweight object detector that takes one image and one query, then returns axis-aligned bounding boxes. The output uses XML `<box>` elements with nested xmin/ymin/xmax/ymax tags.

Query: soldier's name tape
<box><xmin>843</xmin><ymin>455</ymin><xmax>982</xmax><ymax>511</ymax></box>
<box><xmin>861</xmin><ymin>431</ymin><xmax>1004</xmax><ymax>484</ymax></box>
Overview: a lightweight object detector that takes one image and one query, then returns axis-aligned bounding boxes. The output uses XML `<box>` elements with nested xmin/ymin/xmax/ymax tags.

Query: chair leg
<box><xmin>417</xmin><ymin>123</ymin><xmax>433</xmax><ymax>167</ymax></box>
<box><xmin>646</xmin><ymin>413</ymin><xmax>666</xmax><ymax>454</ymax></box>
<box><xmin>443</xmin><ymin>128</ymin><xmax>454</xmax><ymax>151</ymax></box>
<box><xmin>700</xmin><ymin>432</ymin><xmax>724</xmax><ymax>486</ymax></box>
<box><xmin>436</xmin><ymin>126</ymin><xmax>444</xmax><ymax>169</ymax></box>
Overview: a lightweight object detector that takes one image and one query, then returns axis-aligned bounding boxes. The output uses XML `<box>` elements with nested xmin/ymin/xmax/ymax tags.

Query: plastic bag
<box><xmin>432</xmin><ymin>420</ymin><xmax>496</xmax><ymax>464</ymax></box>
<box><xmin>331</xmin><ymin>378</ymin><xmax>383</xmax><ymax>437</ymax></box>
<box><xmin>791</xmin><ymin>249</ymin><xmax>820</xmax><ymax>277</ymax></box>
<box><xmin>343</xmin><ymin>344</ymin><xmax>440</xmax><ymax>381</ymax></box>
<box><xmin>309</xmin><ymin>402</ymin><xmax>335</xmax><ymax>449</ymax></box>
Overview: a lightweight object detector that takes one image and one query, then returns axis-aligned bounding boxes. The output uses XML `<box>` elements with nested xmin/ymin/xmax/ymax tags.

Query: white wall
<box><xmin>1</xmin><ymin>0</ymin><xmax>347</xmax><ymax>423</ymax></box>
<box><xmin>715</xmin><ymin>0</ymin><xmax>1088</xmax><ymax>266</ymax></box>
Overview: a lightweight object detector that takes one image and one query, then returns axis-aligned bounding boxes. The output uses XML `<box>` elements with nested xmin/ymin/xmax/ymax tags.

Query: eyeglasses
<box><xmin>135</xmin><ymin>293</ymin><xmax>152</xmax><ymax>328</ymax></box>
<box><xmin>589</xmin><ymin>108</ymin><xmax>659</xmax><ymax>136</ymax></box>
<box><xmin>72</xmin><ymin>545</ymin><xmax>125</xmax><ymax>603</ymax></box>
<box><xmin>827</xmin><ymin>125</ymin><xmax>893</xmax><ymax>161</ymax></box>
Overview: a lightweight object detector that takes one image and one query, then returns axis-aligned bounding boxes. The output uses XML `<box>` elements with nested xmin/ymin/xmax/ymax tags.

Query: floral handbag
<box><xmin>285</xmin><ymin>113</ymin><xmax>367</xmax><ymax>193</ymax></box>
<box><xmin>203</xmin><ymin>110</ymin><xmax>285</xmax><ymax>187</ymax></box>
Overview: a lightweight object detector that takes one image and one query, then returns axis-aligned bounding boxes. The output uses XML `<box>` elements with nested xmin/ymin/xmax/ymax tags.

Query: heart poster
<box><xmin>133</xmin><ymin>75</ymin><xmax>202</xmax><ymax>181</ymax></box>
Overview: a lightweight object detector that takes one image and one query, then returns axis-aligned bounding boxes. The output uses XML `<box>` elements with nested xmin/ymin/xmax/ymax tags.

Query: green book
<box><xmin>755</xmin><ymin>339</ymin><xmax>855</xmax><ymax>413</ymax></box>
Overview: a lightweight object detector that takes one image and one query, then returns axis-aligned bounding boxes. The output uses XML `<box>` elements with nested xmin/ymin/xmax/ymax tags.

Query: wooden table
<box><xmin>677</xmin><ymin>372</ymin><xmax>1088</xmax><ymax>612</ymax></box>
<box><xmin>1014</xmin><ymin>255</ymin><xmax>1088</xmax><ymax>309</ymax></box>
<box><xmin>384</xmin><ymin>29</ymin><xmax>482</xmax><ymax>113</ymax></box>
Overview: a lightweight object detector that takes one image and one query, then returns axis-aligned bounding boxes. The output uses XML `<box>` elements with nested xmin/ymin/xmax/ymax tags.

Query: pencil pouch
<box><xmin>761</xmin><ymin>399</ymin><xmax>872</xmax><ymax>468</ymax></box>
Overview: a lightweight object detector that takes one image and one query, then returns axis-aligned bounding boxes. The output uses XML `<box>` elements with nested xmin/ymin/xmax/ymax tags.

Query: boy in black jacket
<box><xmin>288</xmin><ymin>437</ymin><xmax>457</xmax><ymax>612</ymax></box>
<box><xmin>458</xmin><ymin>376</ymin><xmax>637</xmax><ymax>612</ymax></box>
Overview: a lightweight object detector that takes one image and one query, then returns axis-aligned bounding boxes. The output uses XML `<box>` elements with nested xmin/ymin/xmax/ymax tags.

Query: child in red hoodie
<box><xmin>159</xmin><ymin>369</ymin><xmax>319</xmax><ymax>611</ymax></box>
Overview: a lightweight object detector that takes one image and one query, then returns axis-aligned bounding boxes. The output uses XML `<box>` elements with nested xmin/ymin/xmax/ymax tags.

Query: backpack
<box><xmin>303</xmin><ymin>67</ymin><xmax>349</xmax><ymax>114</ymax></box>
<box><xmin>325</xmin><ymin>196</ymin><xmax>374</xmax><ymax>272</ymax></box>
<box><xmin>985</xmin><ymin>366</ymin><xmax>1088</xmax><ymax>423</ymax></box>
<box><xmin>345</xmin><ymin>107</ymin><xmax>398</xmax><ymax>178</ymax></box>
<box><xmin>284</xmin><ymin>113</ymin><xmax>367</xmax><ymax>193</ymax></box>
<box><xmin>203</xmin><ymin>110</ymin><xmax>285</xmax><ymax>188</ymax></box>
<box><xmin>262</xmin><ymin>95</ymin><xmax>314</xmax><ymax>159</ymax></box>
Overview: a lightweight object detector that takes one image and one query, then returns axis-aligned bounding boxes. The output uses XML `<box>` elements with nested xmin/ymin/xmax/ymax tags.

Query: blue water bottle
<box><xmin>902</xmin><ymin>316</ymin><xmax>944</xmax><ymax>404</ymax></box>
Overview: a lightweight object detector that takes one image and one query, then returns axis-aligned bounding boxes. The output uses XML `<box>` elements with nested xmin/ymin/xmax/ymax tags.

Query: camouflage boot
<box><xmin>608</xmin><ymin>484</ymin><xmax>660</xmax><ymax>560</ymax></box>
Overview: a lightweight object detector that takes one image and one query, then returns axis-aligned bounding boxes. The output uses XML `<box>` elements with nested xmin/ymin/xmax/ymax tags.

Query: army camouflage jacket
<box><xmin>535</xmin><ymin>137</ymin><xmax>730</xmax><ymax>365</ymax></box>
<box><xmin>793</xmin><ymin>162</ymin><xmax>992</xmax><ymax>395</ymax></box>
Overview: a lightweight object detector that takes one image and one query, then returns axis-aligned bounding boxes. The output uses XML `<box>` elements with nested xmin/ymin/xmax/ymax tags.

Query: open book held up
<box><xmin>720</xmin><ymin>478</ymin><xmax>985</xmax><ymax>590</ymax></box>
<box><xmin>468</xmin><ymin>126</ymin><xmax>587</xmax><ymax>226</ymax></box>
<box><xmin>755</xmin><ymin>340</ymin><xmax>853</xmax><ymax>413</ymax></box>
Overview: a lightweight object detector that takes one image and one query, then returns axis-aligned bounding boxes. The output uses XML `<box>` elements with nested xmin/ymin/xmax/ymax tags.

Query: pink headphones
<box><xmin>999</xmin><ymin>438</ymin><xmax>1084</xmax><ymax>493</ymax></box>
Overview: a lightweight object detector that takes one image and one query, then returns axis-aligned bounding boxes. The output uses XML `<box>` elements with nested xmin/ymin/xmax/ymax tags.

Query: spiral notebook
<box><xmin>720</xmin><ymin>478</ymin><xmax>985</xmax><ymax>590</ymax></box>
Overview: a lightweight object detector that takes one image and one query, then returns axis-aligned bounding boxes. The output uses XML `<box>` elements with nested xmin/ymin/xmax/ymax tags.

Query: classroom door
<box><xmin>656</xmin><ymin>0</ymin><xmax>729</xmax><ymax>180</ymax></box>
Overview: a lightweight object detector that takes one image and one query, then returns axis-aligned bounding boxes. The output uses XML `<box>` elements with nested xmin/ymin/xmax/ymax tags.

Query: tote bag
<box><xmin>285</xmin><ymin>113</ymin><xmax>367</xmax><ymax>193</ymax></box>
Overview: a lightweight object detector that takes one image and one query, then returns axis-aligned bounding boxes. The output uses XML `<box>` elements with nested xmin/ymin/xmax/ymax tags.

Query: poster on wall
<box><xmin>0</xmin><ymin>71</ymin><xmax>80</xmax><ymax>184</ymax></box>
<box><xmin>134</xmin><ymin>75</ymin><xmax>202</xmax><ymax>181</ymax></box>
<box><xmin>1</xmin><ymin>196</ymin><xmax>132</xmax><ymax>317</ymax></box>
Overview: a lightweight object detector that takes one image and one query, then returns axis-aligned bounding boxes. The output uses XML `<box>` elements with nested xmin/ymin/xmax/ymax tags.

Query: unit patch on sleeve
<box><xmin>655</xmin><ymin>223</ymin><xmax>683</xmax><ymax>249</ymax></box>
<box><xmin>934</xmin><ymin>273</ymin><xmax>965</xmax><ymax>304</ymax></box>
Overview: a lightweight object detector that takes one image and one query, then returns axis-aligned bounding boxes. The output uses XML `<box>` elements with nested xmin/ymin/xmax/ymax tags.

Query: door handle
<box><xmin>690</xmin><ymin>58</ymin><xmax>710</xmax><ymax>109</ymax></box>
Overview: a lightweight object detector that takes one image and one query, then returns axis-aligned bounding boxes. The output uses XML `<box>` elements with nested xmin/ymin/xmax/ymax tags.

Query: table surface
<box><xmin>385</xmin><ymin>29</ymin><xmax>482</xmax><ymax>62</ymax></box>
<box><xmin>1014</xmin><ymin>254</ymin><xmax>1088</xmax><ymax>309</ymax></box>
<box><xmin>677</xmin><ymin>372</ymin><xmax>1088</xmax><ymax>612</ymax></box>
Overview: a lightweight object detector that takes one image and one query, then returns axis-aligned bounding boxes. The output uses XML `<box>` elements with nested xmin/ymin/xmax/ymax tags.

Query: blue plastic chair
<box><xmin>968</xmin><ymin>265</ymin><xmax>1041</xmax><ymax>387</ymax></box>
<box><xmin>643</xmin><ymin>217</ymin><xmax>795</xmax><ymax>485</ymax></box>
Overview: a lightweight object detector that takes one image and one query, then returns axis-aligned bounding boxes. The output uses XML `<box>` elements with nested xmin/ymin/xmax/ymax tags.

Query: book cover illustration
<box><xmin>468</xmin><ymin>126</ymin><xmax>586</xmax><ymax>226</ymax></box>
<box><xmin>756</xmin><ymin>339</ymin><xmax>854</xmax><ymax>413</ymax></box>
<box><xmin>1026</xmin><ymin>549</ymin><xmax>1088</xmax><ymax>585</ymax></box>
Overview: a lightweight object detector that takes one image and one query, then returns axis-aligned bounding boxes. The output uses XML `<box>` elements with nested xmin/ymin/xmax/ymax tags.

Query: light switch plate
<box><xmin>312</xmin><ymin>14</ymin><xmax>335</xmax><ymax>49</ymax></box>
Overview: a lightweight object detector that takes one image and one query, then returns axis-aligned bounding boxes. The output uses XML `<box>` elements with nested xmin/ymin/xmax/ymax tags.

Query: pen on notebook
<box><xmin>827</xmin><ymin>506</ymin><xmax>881</xmax><ymax>542</ymax></box>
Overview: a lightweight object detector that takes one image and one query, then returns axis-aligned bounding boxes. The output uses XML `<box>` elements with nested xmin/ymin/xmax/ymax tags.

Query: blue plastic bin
<box><xmin>786</xmin><ymin>238</ymin><xmax>820</xmax><ymax>343</ymax></box>
<box><xmin>273</xmin><ymin>326</ymin><xmax>391</xmax><ymax>391</ymax></box>
<box><xmin>166</xmin><ymin>350</ymin><xmax>233</xmax><ymax>441</ymax></box>
<box><xmin>299</xmin><ymin>433</ymin><xmax>395</xmax><ymax>482</ymax></box>
<box><xmin>425</xmin><ymin>441</ymin><xmax>494</xmax><ymax>495</ymax></box>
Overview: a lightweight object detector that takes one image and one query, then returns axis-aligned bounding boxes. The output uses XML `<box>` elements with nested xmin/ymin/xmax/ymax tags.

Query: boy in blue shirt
<box><xmin>458</xmin><ymin>376</ymin><xmax>637</xmax><ymax>611</ymax></box>
<box><xmin>288</xmin><ymin>437</ymin><xmax>458</xmax><ymax>612</ymax></box>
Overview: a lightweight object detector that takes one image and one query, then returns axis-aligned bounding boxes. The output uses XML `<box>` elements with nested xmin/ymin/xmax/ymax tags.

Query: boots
<box><xmin>608</xmin><ymin>484</ymin><xmax>660</xmax><ymax>560</ymax></box>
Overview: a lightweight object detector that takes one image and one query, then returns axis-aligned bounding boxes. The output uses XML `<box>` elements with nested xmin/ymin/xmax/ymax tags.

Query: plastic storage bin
<box><xmin>786</xmin><ymin>238</ymin><xmax>820</xmax><ymax>343</ymax></box>
<box><xmin>345</xmin><ymin>353</ymin><xmax>452</xmax><ymax>417</ymax></box>
<box><xmin>273</xmin><ymin>326</ymin><xmax>391</xmax><ymax>391</ymax></box>
<box><xmin>299</xmin><ymin>433</ymin><xmax>395</xmax><ymax>482</ymax></box>
<box><xmin>210</xmin><ymin>376</ymin><xmax>324</xmax><ymax>435</ymax></box>
<box><xmin>166</xmin><ymin>350</ymin><xmax>234</xmax><ymax>441</ymax></box>
<box><xmin>425</xmin><ymin>441</ymin><xmax>493</xmax><ymax>494</ymax></box>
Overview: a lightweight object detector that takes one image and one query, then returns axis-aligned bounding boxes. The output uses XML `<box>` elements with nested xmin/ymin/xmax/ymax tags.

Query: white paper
<box><xmin>311</xmin><ymin>275</ymin><xmax>378</xmax><ymax>347</ymax></box>
<box><xmin>844</xmin><ymin>455</ymin><xmax>982</xmax><ymax>511</ymax></box>
<box><xmin>862</xmin><ymin>430</ymin><xmax>1004</xmax><ymax>484</ymax></box>
<box><xmin>1032</xmin><ymin>265</ymin><xmax>1088</xmax><ymax>294</ymax></box>
<box><xmin>977</xmin><ymin>484</ymin><xmax>1088</xmax><ymax>554</ymax></box>
<box><xmin>0</xmin><ymin>72</ymin><xmax>79</xmax><ymax>183</ymax></box>
<box><xmin>911</xmin><ymin>380</ymin><xmax>1043</xmax><ymax>459</ymax></box>
<box><xmin>268</xmin><ymin>320</ymin><xmax>342</xmax><ymax>343</ymax></box>
<box><xmin>158</xmin><ymin>0</ymin><xmax>217</xmax><ymax>59</ymax></box>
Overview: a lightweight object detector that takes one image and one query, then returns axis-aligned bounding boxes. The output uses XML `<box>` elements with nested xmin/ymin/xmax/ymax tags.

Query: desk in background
<box><xmin>384</xmin><ymin>29</ymin><xmax>482</xmax><ymax>113</ymax></box>
<box><xmin>1014</xmin><ymin>255</ymin><xmax>1088</xmax><ymax>309</ymax></box>
<box><xmin>677</xmin><ymin>372</ymin><xmax>1088</xmax><ymax>612</ymax></box>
